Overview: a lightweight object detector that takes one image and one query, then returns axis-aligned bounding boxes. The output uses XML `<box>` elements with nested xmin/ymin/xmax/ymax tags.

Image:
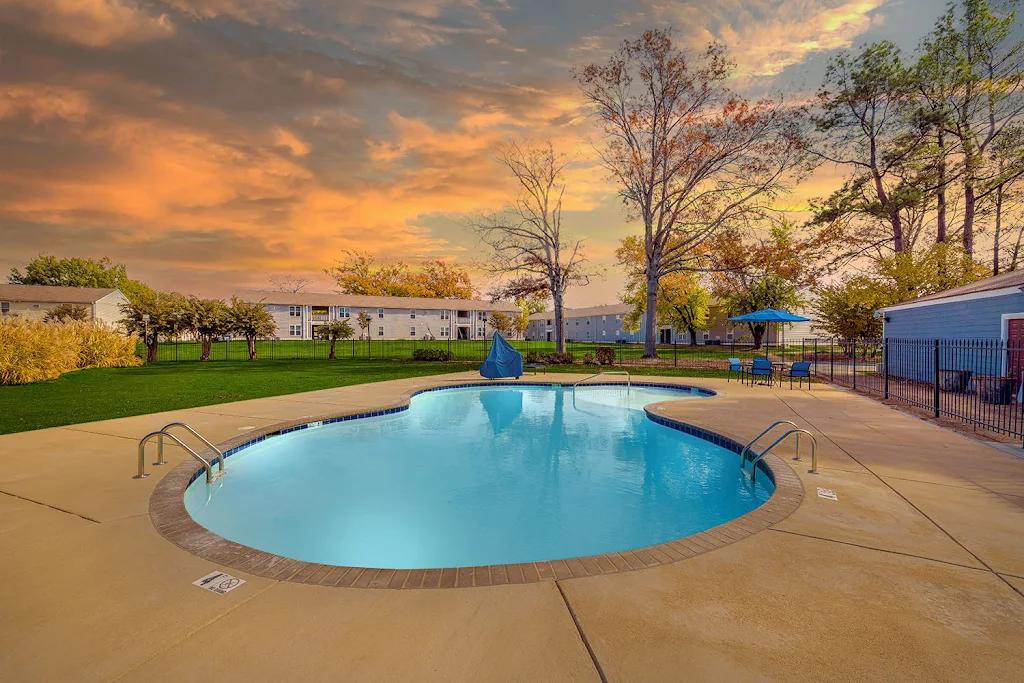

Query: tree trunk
<box><xmin>329</xmin><ymin>338</ymin><xmax>337</xmax><ymax>360</ymax></box>
<box><xmin>643</xmin><ymin>274</ymin><xmax>658</xmax><ymax>358</ymax></box>
<box><xmin>749</xmin><ymin>323</ymin><xmax>765</xmax><ymax>350</ymax></box>
<box><xmin>247</xmin><ymin>335</ymin><xmax>257</xmax><ymax>360</ymax></box>
<box><xmin>200</xmin><ymin>337</ymin><xmax>212</xmax><ymax>362</ymax></box>
<box><xmin>688</xmin><ymin>326</ymin><xmax>698</xmax><ymax>346</ymax></box>
<box><xmin>146</xmin><ymin>337</ymin><xmax>158</xmax><ymax>363</ymax></box>
<box><xmin>963</xmin><ymin>183</ymin><xmax>976</xmax><ymax>256</ymax></box>
<box><xmin>994</xmin><ymin>182</ymin><xmax>1004</xmax><ymax>276</ymax></box>
<box><xmin>552</xmin><ymin>289</ymin><xmax>565</xmax><ymax>354</ymax></box>
<box><xmin>936</xmin><ymin>130</ymin><xmax>947</xmax><ymax>244</ymax></box>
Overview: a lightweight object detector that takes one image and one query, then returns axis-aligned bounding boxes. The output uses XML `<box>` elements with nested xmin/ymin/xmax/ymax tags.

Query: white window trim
<box><xmin>378</xmin><ymin>308</ymin><xmax>385</xmax><ymax>318</ymax></box>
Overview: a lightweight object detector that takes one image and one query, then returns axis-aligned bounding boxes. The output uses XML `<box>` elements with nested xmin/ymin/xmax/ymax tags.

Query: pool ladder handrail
<box><xmin>742</xmin><ymin>428</ymin><xmax>818</xmax><ymax>481</ymax></box>
<box><xmin>134</xmin><ymin>422</ymin><xmax>225</xmax><ymax>483</ymax></box>
<box><xmin>739</xmin><ymin>420</ymin><xmax>799</xmax><ymax>463</ymax></box>
<box><xmin>572</xmin><ymin>370</ymin><xmax>631</xmax><ymax>395</ymax></box>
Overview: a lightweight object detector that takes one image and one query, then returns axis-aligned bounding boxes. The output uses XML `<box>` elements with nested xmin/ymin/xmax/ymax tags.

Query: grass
<box><xmin>0</xmin><ymin>359</ymin><xmax>747</xmax><ymax>435</ymax></box>
<box><xmin>0</xmin><ymin>359</ymin><xmax>479</xmax><ymax>435</ymax></box>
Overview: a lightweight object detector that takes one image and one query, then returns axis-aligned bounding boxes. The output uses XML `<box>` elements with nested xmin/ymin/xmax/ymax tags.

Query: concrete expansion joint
<box><xmin>555</xmin><ymin>580</ymin><xmax>608</xmax><ymax>683</ymax></box>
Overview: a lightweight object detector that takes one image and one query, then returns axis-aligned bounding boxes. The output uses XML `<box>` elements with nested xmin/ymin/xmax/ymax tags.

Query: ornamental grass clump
<box><xmin>0</xmin><ymin>318</ymin><xmax>141</xmax><ymax>385</ymax></box>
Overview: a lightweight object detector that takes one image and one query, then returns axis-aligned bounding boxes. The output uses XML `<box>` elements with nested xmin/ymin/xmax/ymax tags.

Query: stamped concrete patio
<box><xmin>2</xmin><ymin>372</ymin><xmax>1023</xmax><ymax>682</ymax></box>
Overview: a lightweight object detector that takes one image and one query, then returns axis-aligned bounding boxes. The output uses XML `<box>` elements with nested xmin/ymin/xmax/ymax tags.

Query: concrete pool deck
<box><xmin>1</xmin><ymin>372</ymin><xmax>1023</xmax><ymax>682</ymax></box>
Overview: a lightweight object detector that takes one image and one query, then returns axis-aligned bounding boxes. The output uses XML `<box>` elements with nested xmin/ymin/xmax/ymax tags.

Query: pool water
<box><xmin>185</xmin><ymin>385</ymin><xmax>773</xmax><ymax>569</ymax></box>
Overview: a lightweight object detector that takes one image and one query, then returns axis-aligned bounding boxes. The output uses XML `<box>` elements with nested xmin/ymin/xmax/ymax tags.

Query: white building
<box><xmin>236</xmin><ymin>290</ymin><xmax>519</xmax><ymax>341</ymax></box>
<box><xmin>0</xmin><ymin>284</ymin><xmax>130</xmax><ymax>326</ymax></box>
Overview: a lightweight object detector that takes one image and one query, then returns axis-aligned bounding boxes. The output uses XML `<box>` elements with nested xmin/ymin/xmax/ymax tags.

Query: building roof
<box><xmin>0</xmin><ymin>284</ymin><xmax>120</xmax><ymax>304</ymax></box>
<box><xmin>880</xmin><ymin>270</ymin><xmax>1024</xmax><ymax>311</ymax></box>
<box><xmin>528</xmin><ymin>303</ymin><xmax>632</xmax><ymax>321</ymax></box>
<box><xmin>235</xmin><ymin>289</ymin><xmax>519</xmax><ymax>313</ymax></box>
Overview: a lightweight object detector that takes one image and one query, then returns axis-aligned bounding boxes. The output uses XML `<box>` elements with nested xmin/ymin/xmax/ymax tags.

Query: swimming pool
<box><xmin>184</xmin><ymin>384</ymin><xmax>773</xmax><ymax>569</ymax></box>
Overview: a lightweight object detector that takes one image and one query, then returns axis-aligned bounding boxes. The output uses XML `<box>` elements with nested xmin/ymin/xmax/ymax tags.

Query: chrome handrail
<box><xmin>739</xmin><ymin>420</ymin><xmax>799</xmax><ymax>464</ymax></box>
<box><xmin>157</xmin><ymin>422</ymin><xmax>224</xmax><ymax>474</ymax></box>
<box><xmin>136</xmin><ymin>430</ymin><xmax>218</xmax><ymax>483</ymax></box>
<box><xmin>745</xmin><ymin>429</ymin><xmax>817</xmax><ymax>481</ymax></box>
<box><xmin>571</xmin><ymin>370</ymin><xmax>631</xmax><ymax>393</ymax></box>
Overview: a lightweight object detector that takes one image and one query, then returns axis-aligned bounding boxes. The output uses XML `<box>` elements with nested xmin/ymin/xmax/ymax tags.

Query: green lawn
<box><xmin>0</xmin><ymin>360</ymin><xmax>478</xmax><ymax>435</ymax></box>
<box><xmin>0</xmin><ymin>359</ymin><xmax>741</xmax><ymax>435</ymax></box>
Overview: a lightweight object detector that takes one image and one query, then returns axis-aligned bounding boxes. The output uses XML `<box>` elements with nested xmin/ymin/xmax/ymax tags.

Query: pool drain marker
<box><xmin>194</xmin><ymin>571</ymin><xmax>246</xmax><ymax>595</ymax></box>
<box><xmin>817</xmin><ymin>487</ymin><xmax>838</xmax><ymax>501</ymax></box>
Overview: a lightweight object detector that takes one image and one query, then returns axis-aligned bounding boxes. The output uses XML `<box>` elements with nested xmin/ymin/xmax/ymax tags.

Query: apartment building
<box><xmin>235</xmin><ymin>290</ymin><xmax>519</xmax><ymax>341</ymax></box>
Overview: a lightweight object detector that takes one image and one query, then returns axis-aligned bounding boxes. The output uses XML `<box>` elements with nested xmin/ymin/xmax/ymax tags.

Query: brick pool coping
<box><xmin>149</xmin><ymin>380</ymin><xmax>804</xmax><ymax>589</ymax></box>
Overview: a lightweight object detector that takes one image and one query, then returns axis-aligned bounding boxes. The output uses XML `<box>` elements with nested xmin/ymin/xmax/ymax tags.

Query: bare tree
<box><xmin>471</xmin><ymin>140</ymin><xmax>592</xmax><ymax>353</ymax></box>
<box><xmin>267</xmin><ymin>274</ymin><xmax>312</xmax><ymax>292</ymax></box>
<box><xmin>575</xmin><ymin>29</ymin><xmax>809</xmax><ymax>356</ymax></box>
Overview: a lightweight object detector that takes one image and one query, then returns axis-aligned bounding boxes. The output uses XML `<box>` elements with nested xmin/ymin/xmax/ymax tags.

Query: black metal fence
<box><xmin>140</xmin><ymin>337</ymin><xmax>799</xmax><ymax>368</ymax></box>
<box><xmin>802</xmin><ymin>337</ymin><xmax>1024</xmax><ymax>441</ymax></box>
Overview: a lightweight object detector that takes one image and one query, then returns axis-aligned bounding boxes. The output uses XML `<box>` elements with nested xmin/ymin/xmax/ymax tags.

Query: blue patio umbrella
<box><xmin>727</xmin><ymin>308</ymin><xmax>810</xmax><ymax>358</ymax></box>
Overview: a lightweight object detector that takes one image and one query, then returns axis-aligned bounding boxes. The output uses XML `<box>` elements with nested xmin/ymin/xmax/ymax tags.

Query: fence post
<box><xmin>829</xmin><ymin>340</ymin><xmax>834</xmax><ymax>382</ymax></box>
<box><xmin>883</xmin><ymin>338</ymin><xmax>889</xmax><ymax>400</ymax></box>
<box><xmin>813</xmin><ymin>338</ymin><xmax>818</xmax><ymax>376</ymax></box>
<box><xmin>933</xmin><ymin>338</ymin><xmax>940</xmax><ymax>418</ymax></box>
<box><xmin>852</xmin><ymin>339</ymin><xmax>857</xmax><ymax>390</ymax></box>
<box><xmin>673</xmin><ymin>341</ymin><xmax>677</xmax><ymax>368</ymax></box>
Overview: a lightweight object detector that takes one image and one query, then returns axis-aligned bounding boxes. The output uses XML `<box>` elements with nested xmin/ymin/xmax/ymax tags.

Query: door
<box><xmin>546</xmin><ymin>331</ymin><xmax>552</xmax><ymax>342</ymax></box>
<box><xmin>1008</xmin><ymin>319</ymin><xmax>1024</xmax><ymax>394</ymax></box>
<box><xmin>659</xmin><ymin>328</ymin><xmax>672</xmax><ymax>344</ymax></box>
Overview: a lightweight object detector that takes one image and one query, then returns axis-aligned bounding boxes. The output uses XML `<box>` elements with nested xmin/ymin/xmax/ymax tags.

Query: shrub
<box><xmin>524</xmin><ymin>350</ymin><xmax>541</xmax><ymax>363</ymax></box>
<box><xmin>0</xmin><ymin>318</ymin><xmax>141</xmax><ymax>385</ymax></box>
<box><xmin>542</xmin><ymin>351</ymin><xmax>574</xmax><ymax>365</ymax></box>
<box><xmin>582</xmin><ymin>353</ymin><xmax>596</xmax><ymax>365</ymax></box>
<box><xmin>43</xmin><ymin>303</ymin><xmax>90</xmax><ymax>323</ymax></box>
<box><xmin>596</xmin><ymin>347</ymin><xmax>615</xmax><ymax>365</ymax></box>
<box><xmin>412</xmin><ymin>348</ymin><xmax>453</xmax><ymax>361</ymax></box>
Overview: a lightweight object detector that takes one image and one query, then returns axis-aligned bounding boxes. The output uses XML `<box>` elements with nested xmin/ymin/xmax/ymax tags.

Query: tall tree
<box><xmin>473</xmin><ymin>141</ymin><xmax>591</xmax><ymax>353</ymax></box>
<box><xmin>317</xmin><ymin>319</ymin><xmax>355</xmax><ymax>360</ymax></box>
<box><xmin>942</xmin><ymin>0</ymin><xmax>1024</xmax><ymax>255</ymax></box>
<box><xmin>119</xmin><ymin>291</ymin><xmax>189</xmax><ymax>362</ymax></box>
<box><xmin>575</xmin><ymin>29</ymin><xmax>808</xmax><ymax>356</ymax></box>
<box><xmin>811</xmin><ymin>42</ymin><xmax>920</xmax><ymax>257</ymax></box>
<box><xmin>267</xmin><ymin>274</ymin><xmax>312</xmax><ymax>292</ymax></box>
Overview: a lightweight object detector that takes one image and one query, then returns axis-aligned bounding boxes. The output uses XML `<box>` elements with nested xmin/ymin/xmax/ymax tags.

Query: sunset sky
<box><xmin>0</xmin><ymin>0</ymin><xmax>954</xmax><ymax>306</ymax></box>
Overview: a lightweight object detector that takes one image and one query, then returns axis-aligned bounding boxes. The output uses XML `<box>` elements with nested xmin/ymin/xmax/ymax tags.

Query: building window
<box><xmin>410</xmin><ymin>310</ymin><xmax>416</xmax><ymax>319</ymax></box>
<box><xmin>0</xmin><ymin>302</ymin><xmax>9</xmax><ymax>315</ymax></box>
<box><xmin>378</xmin><ymin>326</ymin><xmax>384</xmax><ymax>336</ymax></box>
<box><xmin>441</xmin><ymin>326</ymin><xmax>449</xmax><ymax>336</ymax></box>
<box><xmin>289</xmin><ymin>324</ymin><xmax>301</xmax><ymax>336</ymax></box>
<box><xmin>440</xmin><ymin>310</ymin><xmax>450</xmax><ymax>320</ymax></box>
<box><xmin>339</xmin><ymin>307</ymin><xmax>350</xmax><ymax>318</ymax></box>
<box><xmin>602</xmin><ymin>330</ymin><xmax>606</xmax><ymax>337</ymax></box>
<box><xmin>289</xmin><ymin>306</ymin><xmax>301</xmax><ymax>317</ymax></box>
<box><xmin>726</xmin><ymin>331</ymin><xmax>734</xmax><ymax>341</ymax></box>
<box><xmin>478</xmin><ymin>327</ymin><xmax>484</xmax><ymax>337</ymax></box>
<box><xmin>586</xmin><ymin>331</ymin><xmax>591</xmax><ymax>340</ymax></box>
<box><xmin>703</xmin><ymin>331</ymin><xmax>710</xmax><ymax>341</ymax></box>
<box><xmin>409</xmin><ymin>326</ymin><xmax>417</xmax><ymax>336</ymax></box>
<box><xmin>378</xmin><ymin>308</ymin><xmax>385</xmax><ymax>318</ymax></box>
<box><xmin>602</xmin><ymin>315</ymin><xmax>607</xmax><ymax>322</ymax></box>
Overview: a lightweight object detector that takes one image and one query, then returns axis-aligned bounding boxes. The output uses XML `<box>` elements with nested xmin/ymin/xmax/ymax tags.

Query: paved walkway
<box><xmin>1</xmin><ymin>373</ymin><xmax>1023</xmax><ymax>682</ymax></box>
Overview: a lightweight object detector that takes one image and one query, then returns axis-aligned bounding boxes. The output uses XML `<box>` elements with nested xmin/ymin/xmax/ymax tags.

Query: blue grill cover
<box><xmin>479</xmin><ymin>332</ymin><xmax>523</xmax><ymax>379</ymax></box>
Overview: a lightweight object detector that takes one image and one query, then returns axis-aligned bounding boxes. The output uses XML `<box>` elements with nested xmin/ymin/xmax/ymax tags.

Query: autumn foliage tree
<box><xmin>324</xmin><ymin>251</ymin><xmax>476</xmax><ymax>299</ymax></box>
<box><xmin>185</xmin><ymin>297</ymin><xmax>232</xmax><ymax>361</ymax></box>
<box><xmin>317</xmin><ymin>318</ymin><xmax>355</xmax><ymax>360</ymax></box>
<box><xmin>228</xmin><ymin>297</ymin><xmax>276</xmax><ymax>360</ymax></box>
<box><xmin>575</xmin><ymin>29</ymin><xmax>809</xmax><ymax>356</ymax></box>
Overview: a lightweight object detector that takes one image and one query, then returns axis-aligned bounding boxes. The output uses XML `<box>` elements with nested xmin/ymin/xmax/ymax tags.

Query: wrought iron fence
<box><xmin>802</xmin><ymin>337</ymin><xmax>1024</xmax><ymax>441</ymax></box>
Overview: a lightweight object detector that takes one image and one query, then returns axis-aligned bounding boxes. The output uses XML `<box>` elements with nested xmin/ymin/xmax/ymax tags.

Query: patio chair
<box><xmin>783</xmin><ymin>361</ymin><xmax>811</xmax><ymax>390</ymax></box>
<box><xmin>727</xmin><ymin>357</ymin><xmax>746</xmax><ymax>384</ymax></box>
<box><xmin>749</xmin><ymin>358</ymin><xmax>774</xmax><ymax>386</ymax></box>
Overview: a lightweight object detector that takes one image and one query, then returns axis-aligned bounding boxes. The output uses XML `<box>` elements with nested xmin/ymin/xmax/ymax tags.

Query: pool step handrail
<box><xmin>743</xmin><ymin>429</ymin><xmax>818</xmax><ymax>481</ymax></box>
<box><xmin>572</xmin><ymin>370</ymin><xmax>631</xmax><ymax>395</ymax></box>
<box><xmin>739</xmin><ymin>421</ymin><xmax>799</xmax><ymax>463</ymax></box>
<box><xmin>135</xmin><ymin>422</ymin><xmax>224</xmax><ymax>483</ymax></box>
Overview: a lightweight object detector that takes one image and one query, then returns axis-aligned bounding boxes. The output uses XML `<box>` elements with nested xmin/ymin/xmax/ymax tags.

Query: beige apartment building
<box><xmin>236</xmin><ymin>290</ymin><xmax>520</xmax><ymax>340</ymax></box>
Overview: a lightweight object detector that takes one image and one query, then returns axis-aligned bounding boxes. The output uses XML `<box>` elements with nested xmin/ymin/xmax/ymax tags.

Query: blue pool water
<box><xmin>185</xmin><ymin>385</ymin><xmax>773</xmax><ymax>569</ymax></box>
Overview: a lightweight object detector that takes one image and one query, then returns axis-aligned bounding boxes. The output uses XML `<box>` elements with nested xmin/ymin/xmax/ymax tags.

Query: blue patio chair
<box><xmin>727</xmin><ymin>357</ymin><xmax>746</xmax><ymax>383</ymax></box>
<box><xmin>749</xmin><ymin>358</ymin><xmax>774</xmax><ymax>386</ymax></box>
<box><xmin>784</xmin><ymin>361</ymin><xmax>812</xmax><ymax>390</ymax></box>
